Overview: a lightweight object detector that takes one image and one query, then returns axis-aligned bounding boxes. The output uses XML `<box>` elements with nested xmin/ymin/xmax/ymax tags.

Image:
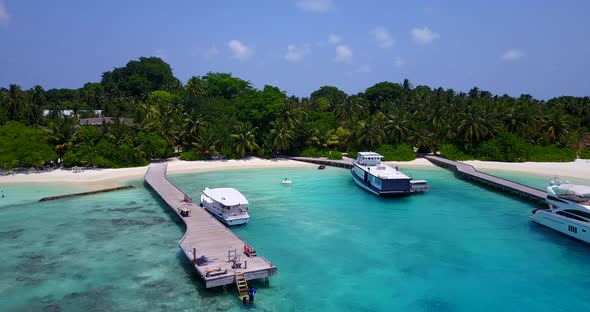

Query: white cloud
<box><xmin>0</xmin><ymin>0</ymin><xmax>10</xmax><ymax>25</ymax></box>
<box><xmin>356</xmin><ymin>64</ymin><xmax>371</xmax><ymax>73</ymax></box>
<box><xmin>204</xmin><ymin>46</ymin><xmax>219</xmax><ymax>60</ymax></box>
<box><xmin>296</xmin><ymin>0</ymin><xmax>333</xmax><ymax>13</ymax></box>
<box><xmin>412</xmin><ymin>26</ymin><xmax>440</xmax><ymax>44</ymax></box>
<box><xmin>328</xmin><ymin>33</ymin><xmax>341</xmax><ymax>44</ymax></box>
<box><xmin>334</xmin><ymin>45</ymin><xmax>352</xmax><ymax>63</ymax></box>
<box><xmin>227</xmin><ymin>39</ymin><xmax>252</xmax><ymax>60</ymax></box>
<box><xmin>394</xmin><ymin>56</ymin><xmax>405</xmax><ymax>67</ymax></box>
<box><xmin>370</xmin><ymin>26</ymin><xmax>394</xmax><ymax>48</ymax></box>
<box><xmin>501</xmin><ymin>49</ymin><xmax>525</xmax><ymax>61</ymax></box>
<box><xmin>285</xmin><ymin>44</ymin><xmax>310</xmax><ymax>62</ymax></box>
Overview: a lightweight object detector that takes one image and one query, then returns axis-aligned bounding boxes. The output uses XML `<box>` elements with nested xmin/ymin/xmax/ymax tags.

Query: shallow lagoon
<box><xmin>1</xmin><ymin>166</ymin><xmax>590</xmax><ymax>311</ymax></box>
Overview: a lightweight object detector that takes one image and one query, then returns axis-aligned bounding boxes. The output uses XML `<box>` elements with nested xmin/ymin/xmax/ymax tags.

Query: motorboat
<box><xmin>281</xmin><ymin>178</ymin><xmax>292</xmax><ymax>184</ymax></box>
<box><xmin>351</xmin><ymin>152</ymin><xmax>430</xmax><ymax>197</ymax></box>
<box><xmin>200</xmin><ymin>188</ymin><xmax>250</xmax><ymax>226</ymax></box>
<box><xmin>318</xmin><ymin>165</ymin><xmax>326</xmax><ymax>170</ymax></box>
<box><xmin>530</xmin><ymin>178</ymin><xmax>590</xmax><ymax>243</ymax></box>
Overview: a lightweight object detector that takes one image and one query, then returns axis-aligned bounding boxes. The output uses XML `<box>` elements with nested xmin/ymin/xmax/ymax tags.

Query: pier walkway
<box><xmin>291</xmin><ymin>157</ymin><xmax>354</xmax><ymax>169</ymax></box>
<box><xmin>425</xmin><ymin>155</ymin><xmax>546</xmax><ymax>203</ymax></box>
<box><xmin>144</xmin><ymin>163</ymin><xmax>277</xmax><ymax>288</ymax></box>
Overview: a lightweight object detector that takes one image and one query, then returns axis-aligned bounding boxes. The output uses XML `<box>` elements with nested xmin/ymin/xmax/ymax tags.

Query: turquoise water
<box><xmin>477</xmin><ymin>169</ymin><xmax>590</xmax><ymax>190</ymax></box>
<box><xmin>1</xmin><ymin>167</ymin><xmax>590</xmax><ymax>311</ymax></box>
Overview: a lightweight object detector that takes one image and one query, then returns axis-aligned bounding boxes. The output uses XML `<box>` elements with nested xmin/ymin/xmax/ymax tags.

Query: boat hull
<box><xmin>351</xmin><ymin>171</ymin><xmax>412</xmax><ymax>198</ymax></box>
<box><xmin>530</xmin><ymin>210</ymin><xmax>590</xmax><ymax>244</ymax></box>
<box><xmin>203</xmin><ymin>206</ymin><xmax>250</xmax><ymax>226</ymax></box>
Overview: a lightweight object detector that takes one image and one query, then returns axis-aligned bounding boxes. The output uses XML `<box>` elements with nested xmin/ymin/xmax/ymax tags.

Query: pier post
<box><xmin>265</xmin><ymin>277</ymin><xmax>269</xmax><ymax>284</ymax></box>
<box><xmin>193</xmin><ymin>248</ymin><xmax>196</xmax><ymax>263</ymax></box>
<box><xmin>244</xmin><ymin>261</ymin><xmax>247</xmax><ymax>269</ymax></box>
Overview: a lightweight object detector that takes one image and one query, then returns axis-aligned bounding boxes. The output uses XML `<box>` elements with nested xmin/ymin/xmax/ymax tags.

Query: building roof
<box><xmin>42</xmin><ymin>110</ymin><xmax>102</xmax><ymax>117</ymax></box>
<box><xmin>79</xmin><ymin>117</ymin><xmax>133</xmax><ymax>126</ymax></box>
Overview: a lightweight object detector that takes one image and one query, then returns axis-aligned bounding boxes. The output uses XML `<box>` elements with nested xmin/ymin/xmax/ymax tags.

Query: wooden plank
<box><xmin>144</xmin><ymin>163</ymin><xmax>277</xmax><ymax>288</ymax></box>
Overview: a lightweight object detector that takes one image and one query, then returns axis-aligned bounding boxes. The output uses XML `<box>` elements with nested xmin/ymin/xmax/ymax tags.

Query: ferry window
<box><xmin>568</xmin><ymin>225</ymin><xmax>578</xmax><ymax>233</ymax></box>
<box><xmin>564</xmin><ymin>210</ymin><xmax>590</xmax><ymax>220</ymax></box>
<box><xmin>556</xmin><ymin>211</ymin><xmax>587</xmax><ymax>222</ymax></box>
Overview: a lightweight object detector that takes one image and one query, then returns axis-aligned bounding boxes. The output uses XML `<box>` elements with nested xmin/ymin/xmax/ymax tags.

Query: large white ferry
<box><xmin>200</xmin><ymin>188</ymin><xmax>250</xmax><ymax>226</ymax></box>
<box><xmin>351</xmin><ymin>152</ymin><xmax>430</xmax><ymax>197</ymax></box>
<box><xmin>530</xmin><ymin>179</ymin><xmax>590</xmax><ymax>243</ymax></box>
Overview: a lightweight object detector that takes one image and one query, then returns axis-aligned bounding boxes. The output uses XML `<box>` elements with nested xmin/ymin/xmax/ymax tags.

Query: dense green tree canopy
<box><xmin>0</xmin><ymin>122</ymin><xmax>57</xmax><ymax>169</ymax></box>
<box><xmin>101</xmin><ymin>57</ymin><xmax>181</xmax><ymax>98</ymax></box>
<box><xmin>1</xmin><ymin>56</ymin><xmax>589</xmax><ymax>169</ymax></box>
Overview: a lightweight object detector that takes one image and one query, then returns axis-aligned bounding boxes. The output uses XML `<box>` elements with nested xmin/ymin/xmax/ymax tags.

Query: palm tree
<box><xmin>269</xmin><ymin>118</ymin><xmax>294</xmax><ymax>154</ymax></box>
<box><xmin>384</xmin><ymin>110</ymin><xmax>413</xmax><ymax>144</ymax></box>
<box><xmin>28</xmin><ymin>85</ymin><xmax>46</xmax><ymax>126</ymax></box>
<box><xmin>230</xmin><ymin>122</ymin><xmax>259</xmax><ymax>157</ymax></box>
<box><xmin>457</xmin><ymin>106</ymin><xmax>490</xmax><ymax>145</ymax></box>
<box><xmin>324</xmin><ymin>129</ymin><xmax>340</xmax><ymax>148</ymax></box>
<box><xmin>182</xmin><ymin>111</ymin><xmax>207</xmax><ymax>150</ymax></box>
<box><xmin>47</xmin><ymin>115</ymin><xmax>78</xmax><ymax>146</ymax></box>
<box><xmin>186</xmin><ymin>76</ymin><xmax>207</xmax><ymax>98</ymax></box>
<box><xmin>7</xmin><ymin>84</ymin><xmax>25</xmax><ymax>121</ymax></box>
<box><xmin>48</xmin><ymin>101</ymin><xmax>62</xmax><ymax>120</ymax></box>
<box><xmin>540</xmin><ymin>111</ymin><xmax>569</xmax><ymax>144</ymax></box>
<box><xmin>107</xmin><ymin>118</ymin><xmax>132</xmax><ymax>147</ymax></box>
<box><xmin>355</xmin><ymin>114</ymin><xmax>386</xmax><ymax>148</ymax></box>
<box><xmin>30</xmin><ymin>85</ymin><xmax>46</xmax><ymax>106</ymax></box>
<box><xmin>412</xmin><ymin>127</ymin><xmax>437</xmax><ymax>153</ymax></box>
<box><xmin>136</xmin><ymin>101</ymin><xmax>158</xmax><ymax>128</ymax></box>
<box><xmin>157</xmin><ymin>105</ymin><xmax>181</xmax><ymax>149</ymax></box>
<box><xmin>192</xmin><ymin>131</ymin><xmax>220</xmax><ymax>158</ymax></box>
<box><xmin>305</xmin><ymin>128</ymin><xmax>321</xmax><ymax>147</ymax></box>
<box><xmin>334</xmin><ymin>96</ymin><xmax>367</xmax><ymax>124</ymax></box>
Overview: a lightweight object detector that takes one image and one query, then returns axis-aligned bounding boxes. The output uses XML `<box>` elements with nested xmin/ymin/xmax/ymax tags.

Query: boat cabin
<box><xmin>356</xmin><ymin>152</ymin><xmax>383</xmax><ymax>166</ymax></box>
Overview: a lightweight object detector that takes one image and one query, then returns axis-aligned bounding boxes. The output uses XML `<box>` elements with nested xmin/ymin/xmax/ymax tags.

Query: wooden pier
<box><xmin>425</xmin><ymin>155</ymin><xmax>546</xmax><ymax>203</ymax></box>
<box><xmin>290</xmin><ymin>157</ymin><xmax>354</xmax><ymax>169</ymax></box>
<box><xmin>144</xmin><ymin>163</ymin><xmax>277</xmax><ymax>288</ymax></box>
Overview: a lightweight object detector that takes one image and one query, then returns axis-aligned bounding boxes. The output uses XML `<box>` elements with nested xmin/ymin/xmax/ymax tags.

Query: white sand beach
<box><xmin>0</xmin><ymin>157</ymin><xmax>589</xmax><ymax>188</ymax></box>
<box><xmin>462</xmin><ymin>159</ymin><xmax>590</xmax><ymax>181</ymax></box>
<box><xmin>0</xmin><ymin>158</ymin><xmax>315</xmax><ymax>188</ymax></box>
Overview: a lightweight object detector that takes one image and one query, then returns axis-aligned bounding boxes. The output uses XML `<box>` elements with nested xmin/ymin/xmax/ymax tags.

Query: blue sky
<box><xmin>0</xmin><ymin>0</ymin><xmax>589</xmax><ymax>99</ymax></box>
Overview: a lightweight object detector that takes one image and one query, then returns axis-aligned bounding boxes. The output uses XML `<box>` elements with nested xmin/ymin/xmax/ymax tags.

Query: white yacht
<box><xmin>351</xmin><ymin>152</ymin><xmax>430</xmax><ymax>197</ymax></box>
<box><xmin>530</xmin><ymin>179</ymin><xmax>590</xmax><ymax>243</ymax></box>
<box><xmin>200</xmin><ymin>188</ymin><xmax>250</xmax><ymax>226</ymax></box>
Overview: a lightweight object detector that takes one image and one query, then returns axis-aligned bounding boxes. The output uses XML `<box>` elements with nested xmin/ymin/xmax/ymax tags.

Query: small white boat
<box><xmin>200</xmin><ymin>188</ymin><xmax>250</xmax><ymax>226</ymax></box>
<box><xmin>530</xmin><ymin>178</ymin><xmax>590</xmax><ymax>243</ymax></box>
<box><xmin>281</xmin><ymin>178</ymin><xmax>292</xmax><ymax>184</ymax></box>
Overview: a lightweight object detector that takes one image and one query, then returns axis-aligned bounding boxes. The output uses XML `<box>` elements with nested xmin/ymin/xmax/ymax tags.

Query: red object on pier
<box><xmin>183</xmin><ymin>194</ymin><xmax>191</xmax><ymax>203</ymax></box>
<box><xmin>244</xmin><ymin>244</ymin><xmax>256</xmax><ymax>257</ymax></box>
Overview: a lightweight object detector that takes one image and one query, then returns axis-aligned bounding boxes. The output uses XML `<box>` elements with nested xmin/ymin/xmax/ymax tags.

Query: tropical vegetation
<box><xmin>0</xmin><ymin>56</ymin><xmax>588</xmax><ymax>169</ymax></box>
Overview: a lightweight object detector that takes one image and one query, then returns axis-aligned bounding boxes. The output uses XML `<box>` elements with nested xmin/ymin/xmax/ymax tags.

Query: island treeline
<box><xmin>0</xmin><ymin>56</ymin><xmax>589</xmax><ymax>169</ymax></box>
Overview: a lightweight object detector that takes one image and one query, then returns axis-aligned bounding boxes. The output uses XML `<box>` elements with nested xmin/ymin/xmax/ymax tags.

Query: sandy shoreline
<box><xmin>462</xmin><ymin>159</ymin><xmax>590</xmax><ymax>181</ymax></box>
<box><xmin>0</xmin><ymin>157</ymin><xmax>589</xmax><ymax>188</ymax></box>
<box><xmin>0</xmin><ymin>158</ymin><xmax>316</xmax><ymax>189</ymax></box>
